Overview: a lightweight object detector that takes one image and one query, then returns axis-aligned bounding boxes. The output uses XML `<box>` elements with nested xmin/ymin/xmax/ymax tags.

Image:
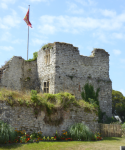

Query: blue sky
<box><xmin>0</xmin><ymin>0</ymin><xmax>125</xmax><ymax>97</ymax></box>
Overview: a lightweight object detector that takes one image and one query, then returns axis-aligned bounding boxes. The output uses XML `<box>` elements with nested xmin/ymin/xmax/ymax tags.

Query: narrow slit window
<box><xmin>45</xmin><ymin>50</ymin><xmax>50</xmax><ymax>65</ymax></box>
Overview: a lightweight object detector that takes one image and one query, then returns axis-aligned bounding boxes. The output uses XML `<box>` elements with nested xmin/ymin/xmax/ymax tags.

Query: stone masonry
<box><xmin>0</xmin><ymin>101</ymin><xmax>99</xmax><ymax>136</ymax></box>
<box><xmin>0</xmin><ymin>42</ymin><xmax>112</xmax><ymax>118</ymax></box>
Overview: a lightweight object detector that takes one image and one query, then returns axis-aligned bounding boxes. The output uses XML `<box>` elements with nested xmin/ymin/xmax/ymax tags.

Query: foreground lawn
<box><xmin>0</xmin><ymin>137</ymin><xmax>125</xmax><ymax>150</ymax></box>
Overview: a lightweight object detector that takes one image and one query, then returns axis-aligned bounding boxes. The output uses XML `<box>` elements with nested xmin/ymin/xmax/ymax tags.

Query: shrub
<box><xmin>67</xmin><ymin>123</ymin><xmax>96</xmax><ymax>141</ymax></box>
<box><xmin>30</xmin><ymin>90</ymin><xmax>39</xmax><ymax>103</ymax></box>
<box><xmin>33</xmin><ymin>52</ymin><xmax>38</xmax><ymax>60</ymax></box>
<box><xmin>121</xmin><ymin>122</ymin><xmax>125</xmax><ymax>136</ymax></box>
<box><xmin>0</xmin><ymin>120</ymin><xmax>17</xmax><ymax>144</ymax></box>
<box><xmin>103</xmin><ymin>115</ymin><xmax>118</xmax><ymax>124</ymax></box>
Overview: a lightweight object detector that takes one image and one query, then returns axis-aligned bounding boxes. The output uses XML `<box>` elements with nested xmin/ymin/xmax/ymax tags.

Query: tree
<box><xmin>112</xmin><ymin>89</ymin><xmax>125</xmax><ymax>123</ymax></box>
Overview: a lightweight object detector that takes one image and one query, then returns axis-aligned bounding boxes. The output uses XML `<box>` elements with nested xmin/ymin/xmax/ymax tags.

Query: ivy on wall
<box><xmin>80</xmin><ymin>82</ymin><xmax>107</xmax><ymax>123</ymax></box>
<box><xmin>81</xmin><ymin>80</ymin><xmax>117</xmax><ymax>124</ymax></box>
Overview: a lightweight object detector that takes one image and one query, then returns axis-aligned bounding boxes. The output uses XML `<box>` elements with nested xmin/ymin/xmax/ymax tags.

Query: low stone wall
<box><xmin>0</xmin><ymin>101</ymin><xmax>100</xmax><ymax>137</ymax></box>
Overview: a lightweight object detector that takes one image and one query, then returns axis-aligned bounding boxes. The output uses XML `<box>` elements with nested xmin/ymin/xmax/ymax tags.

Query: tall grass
<box><xmin>67</xmin><ymin>123</ymin><xmax>96</xmax><ymax>141</ymax></box>
<box><xmin>0</xmin><ymin>120</ymin><xmax>17</xmax><ymax>144</ymax></box>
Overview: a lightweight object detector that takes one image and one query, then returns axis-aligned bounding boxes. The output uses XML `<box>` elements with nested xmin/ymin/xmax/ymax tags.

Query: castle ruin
<box><xmin>0</xmin><ymin>42</ymin><xmax>112</xmax><ymax>118</ymax></box>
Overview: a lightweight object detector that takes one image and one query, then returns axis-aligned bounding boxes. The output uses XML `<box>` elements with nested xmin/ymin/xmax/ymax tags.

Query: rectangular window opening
<box><xmin>44</xmin><ymin>81</ymin><xmax>49</xmax><ymax>93</ymax></box>
<box><xmin>45</xmin><ymin>50</ymin><xmax>50</xmax><ymax>65</ymax></box>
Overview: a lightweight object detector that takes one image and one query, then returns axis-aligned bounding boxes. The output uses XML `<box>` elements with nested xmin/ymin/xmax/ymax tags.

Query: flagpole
<box><xmin>27</xmin><ymin>5</ymin><xmax>30</xmax><ymax>60</ymax></box>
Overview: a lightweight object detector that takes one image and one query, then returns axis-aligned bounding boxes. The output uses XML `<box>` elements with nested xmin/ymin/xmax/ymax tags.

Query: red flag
<box><xmin>23</xmin><ymin>9</ymin><xmax>32</xmax><ymax>28</ymax></box>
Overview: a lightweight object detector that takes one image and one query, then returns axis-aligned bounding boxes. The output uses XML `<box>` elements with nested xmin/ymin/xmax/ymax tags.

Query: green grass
<box><xmin>0</xmin><ymin>137</ymin><xmax>125</xmax><ymax>150</ymax></box>
<box><xmin>0</xmin><ymin>86</ymin><xmax>98</xmax><ymax>117</ymax></box>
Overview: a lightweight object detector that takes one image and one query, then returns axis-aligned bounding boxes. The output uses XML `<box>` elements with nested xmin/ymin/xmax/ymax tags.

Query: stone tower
<box><xmin>37</xmin><ymin>42</ymin><xmax>112</xmax><ymax>118</ymax></box>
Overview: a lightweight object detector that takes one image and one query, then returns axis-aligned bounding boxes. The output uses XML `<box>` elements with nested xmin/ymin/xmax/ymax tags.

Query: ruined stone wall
<box><xmin>21</xmin><ymin>58</ymin><xmax>40</xmax><ymax>93</ymax></box>
<box><xmin>0</xmin><ymin>42</ymin><xmax>112</xmax><ymax>118</ymax></box>
<box><xmin>0</xmin><ymin>56</ymin><xmax>40</xmax><ymax>93</ymax></box>
<box><xmin>52</xmin><ymin>42</ymin><xmax>112</xmax><ymax>118</ymax></box>
<box><xmin>0</xmin><ymin>57</ymin><xmax>23</xmax><ymax>92</ymax></box>
<box><xmin>0</xmin><ymin>101</ymin><xmax>99</xmax><ymax>137</ymax></box>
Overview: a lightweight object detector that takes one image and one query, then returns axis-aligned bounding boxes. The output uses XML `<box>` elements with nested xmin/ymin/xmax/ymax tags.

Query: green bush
<box><xmin>33</xmin><ymin>52</ymin><xmax>38</xmax><ymax>60</ymax></box>
<box><xmin>67</xmin><ymin>123</ymin><xmax>96</xmax><ymax>141</ymax></box>
<box><xmin>121</xmin><ymin>122</ymin><xmax>125</xmax><ymax>136</ymax></box>
<box><xmin>103</xmin><ymin>115</ymin><xmax>118</xmax><ymax>124</ymax></box>
<box><xmin>0</xmin><ymin>120</ymin><xmax>17</xmax><ymax>144</ymax></box>
<box><xmin>122</xmin><ymin>122</ymin><xmax>125</xmax><ymax>129</ymax></box>
<box><xmin>30</xmin><ymin>90</ymin><xmax>39</xmax><ymax>103</ymax></box>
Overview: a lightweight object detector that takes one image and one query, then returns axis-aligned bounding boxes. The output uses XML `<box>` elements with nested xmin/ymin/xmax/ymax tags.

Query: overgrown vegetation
<box><xmin>0</xmin><ymin>80</ymin><xmax>120</xmax><ymax>125</ymax></box>
<box><xmin>25</xmin><ymin>51</ymin><xmax>38</xmax><ymax>62</ymax></box>
<box><xmin>41</xmin><ymin>43</ymin><xmax>54</xmax><ymax>50</ymax></box>
<box><xmin>81</xmin><ymin>82</ymin><xmax>118</xmax><ymax>124</ymax></box>
<box><xmin>0</xmin><ymin>86</ymin><xmax>97</xmax><ymax>126</ymax></box>
<box><xmin>25</xmin><ymin>43</ymin><xmax>54</xmax><ymax>62</ymax></box>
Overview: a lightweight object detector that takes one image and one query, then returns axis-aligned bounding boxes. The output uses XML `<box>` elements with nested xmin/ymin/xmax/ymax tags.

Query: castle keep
<box><xmin>0</xmin><ymin>42</ymin><xmax>112</xmax><ymax>118</ymax></box>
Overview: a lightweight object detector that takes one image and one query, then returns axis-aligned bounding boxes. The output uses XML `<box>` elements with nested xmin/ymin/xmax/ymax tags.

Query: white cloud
<box><xmin>28</xmin><ymin>0</ymin><xmax>54</xmax><ymax>3</ymax></box>
<box><xmin>33</xmin><ymin>33</ymin><xmax>48</xmax><ymax>39</ymax></box>
<box><xmin>113</xmin><ymin>50</ymin><xmax>121</xmax><ymax>55</ymax></box>
<box><xmin>88</xmin><ymin>0</ymin><xmax>96</xmax><ymax>5</ymax></box>
<box><xmin>38</xmin><ymin>24</ymin><xmax>56</xmax><ymax>34</ymax></box>
<box><xmin>39</xmin><ymin>14</ymin><xmax>125</xmax><ymax>33</ymax></box>
<box><xmin>116</xmin><ymin>13</ymin><xmax>125</xmax><ymax>23</ymax></box>
<box><xmin>11</xmin><ymin>39</ymin><xmax>24</xmax><ymax>44</ymax></box>
<box><xmin>1</xmin><ymin>0</ymin><xmax>16</xmax><ymax>3</ymax></box>
<box><xmin>0</xmin><ymin>46</ymin><xmax>14</xmax><ymax>51</ymax></box>
<box><xmin>66</xmin><ymin>2</ymin><xmax>84</xmax><ymax>14</ymax></box>
<box><xmin>39</xmin><ymin>15</ymin><xmax>55</xmax><ymax>24</ymax></box>
<box><xmin>0</xmin><ymin>32</ymin><xmax>11</xmax><ymax>41</ymax></box>
<box><xmin>111</xmin><ymin>33</ymin><xmax>125</xmax><ymax>39</ymax></box>
<box><xmin>0</xmin><ymin>9</ymin><xmax>21</xmax><ymax>29</ymax></box>
<box><xmin>31</xmin><ymin>39</ymin><xmax>49</xmax><ymax>46</ymax></box>
<box><xmin>3</xmin><ymin>16</ymin><xmax>16</xmax><ymax>27</ymax></box>
<box><xmin>37</xmin><ymin>10</ymin><xmax>125</xmax><ymax>42</ymax></box>
<box><xmin>75</xmin><ymin>0</ymin><xmax>97</xmax><ymax>6</ymax></box>
<box><xmin>0</xmin><ymin>32</ymin><xmax>23</xmax><ymax>44</ymax></box>
<box><xmin>0</xmin><ymin>0</ymin><xmax>16</xmax><ymax>9</ymax></box>
<box><xmin>75</xmin><ymin>0</ymin><xmax>88</xmax><ymax>6</ymax></box>
<box><xmin>93</xmin><ymin>30</ymin><xmax>113</xmax><ymax>44</ymax></box>
<box><xmin>99</xmin><ymin>9</ymin><xmax>116</xmax><ymax>18</ymax></box>
<box><xmin>0</xmin><ymin>3</ymin><xmax>8</xmax><ymax>9</ymax></box>
<box><xmin>18</xmin><ymin>6</ymin><xmax>28</xmax><ymax>14</ymax></box>
<box><xmin>29</xmin><ymin>0</ymin><xmax>47</xmax><ymax>2</ymax></box>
